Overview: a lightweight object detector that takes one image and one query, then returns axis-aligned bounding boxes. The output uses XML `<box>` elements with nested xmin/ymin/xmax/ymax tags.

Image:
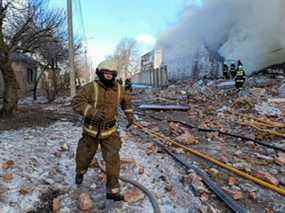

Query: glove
<box><xmin>93</xmin><ymin>111</ymin><xmax>105</xmax><ymax>122</ymax></box>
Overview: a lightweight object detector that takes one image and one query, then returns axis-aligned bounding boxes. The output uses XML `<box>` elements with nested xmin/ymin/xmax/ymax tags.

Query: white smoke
<box><xmin>157</xmin><ymin>0</ymin><xmax>285</xmax><ymax>76</ymax></box>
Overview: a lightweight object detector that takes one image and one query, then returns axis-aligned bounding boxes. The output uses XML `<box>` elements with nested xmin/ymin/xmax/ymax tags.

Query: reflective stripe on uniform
<box><xmin>88</xmin><ymin>82</ymin><xmax>99</xmax><ymax>130</ymax></box>
<box><xmin>83</xmin><ymin>125</ymin><xmax>117</xmax><ymax>138</ymax></box>
<box><xmin>110</xmin><ymin>188</ymin><xmax>120</xmax><ymax>194</ymax></box>
<box><xmin>93</xmin><ymin>82</ymin><xmax>99</xmax><ymax>109</ymax></box>
<box><xmin>124</xmin><ymin>109</ymin><xmax>133</xmax><ymax>113</ymax></box>
<box><xmin>236</xmin><ymin>70</ymin><xmax>244</xmax><ymax>76</ymax></box>
<box><xmin>117</xmin><ymin>84</ymin><xmax>121</xmax><ymax>105</ymax></box>
<box><xmin>84</xmin><ymin>104</ymin><xmax>92</xmax><ymax>117</ymax></box>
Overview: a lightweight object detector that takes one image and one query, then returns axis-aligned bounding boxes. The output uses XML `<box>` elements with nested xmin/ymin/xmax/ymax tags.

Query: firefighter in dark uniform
<box><xmin>230</xmin><ymin>63</ymin><xmax>236</xmax><ymax>79</ymax></box>
<box><xmin>223</xmin><ymin>64</ymin><xmax>229</xmax><ymax>79</ymax></box>
<box><xmin>71</xmin><ymin>61</ymin><xmax>134</xmax><ymax>201</ymax></box>
<box><xmin>125</xmin><ymin>78</ymin><xmax>132</xmax><ymax>92</ymax></box>
<box><xmin>235</xmin><ymin>64</ymin><xmax>246</xmax><ymax>91</ymax></box>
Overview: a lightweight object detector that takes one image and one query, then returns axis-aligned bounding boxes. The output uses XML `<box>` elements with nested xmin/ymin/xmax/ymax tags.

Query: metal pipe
<box><xmin>134</xmin><ymin>122</ymin><xmax>285</xmax><ymax>197</ymax></box>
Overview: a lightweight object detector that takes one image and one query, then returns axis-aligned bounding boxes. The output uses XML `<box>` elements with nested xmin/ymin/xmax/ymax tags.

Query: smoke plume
<box><xmin>157</xmin><ymin>0</ymin><xmax>285</xmax><ymax>76</ymax></box>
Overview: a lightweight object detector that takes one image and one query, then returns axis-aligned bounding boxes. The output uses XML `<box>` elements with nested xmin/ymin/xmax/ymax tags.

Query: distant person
<box><xmin>235</xmin><ymin>64</ymin><xmax>246</xmax><ymax>91</ymax></box>
<box><xmin>230</xmin><ymin>63</ymin><xmax>236</xmax><ymax>79</ymax></box>
<box><xmin>125</xmin><ymin>78</ymin><xmax>133</xmax><ymax>92</ymax></box>
<box><xmin>223</xmin><ymin>64</ymin><xmax>229</xmax><ymax>79</ymax></box>
<box><xmin>237</xmin><ymin>60</ymin><xmax>243</xmax><ymax>67</ymax></box>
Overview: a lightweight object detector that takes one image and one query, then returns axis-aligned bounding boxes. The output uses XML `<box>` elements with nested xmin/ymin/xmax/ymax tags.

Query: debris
<box><xmin>255</xmin><ymin>102</ymin><xmax>282</xmax><ymax>117</ymax></box>
<box><xmin>231</xmin><ymin>97</ymin><xmax>255</xmax><ymax>111</ymax></box>
<box><xmin>124</xmin><ymin>188</ymin><xmax>145</xmax><ymax>203</ymax></box>
<box><xmin>138</xmin><ymin>104</ymin><xmax>190</xmax><ymax>111</ymax></box>
<box><xmin>249</xmin><ymin>192</ymin><xmax>257</xmax><ymax>201</ymax></box>
<box><xmin>249</xmin><ymin>88</ymin><xmax>267</xmax><ymax>97</ymax></box>
<box><xmin>219</xmin><ymin>155</ymin><xmax>229</xmax><ymax>163</ymax></box>
<box><xmin>191</xmin><ymin>174</ymin><xmax>209</xmax><ymax>194</ymax></box>
<box><xmin>207</xmin><ymin>204</ymin><xmax>219</xmax><ymax>213</ymax></box>
<box><xmin>3</xmin><ymin>173</ymin><xmax>13</xmax><ymax>183</ymax></box>
<box><xmin>208</xmin><ymin>168</ymin><xmax>219</xmax><ymax>177</ymax></box>
<box><xmin>19</xmin><ymin>187</ymin><xmax>29</xmax><ymax>196</ymax></box>
<box><xmin>275</xmin><ymin>152</ymin><xmax>285</xmax><ymax>166</ymax></box>
<box><xmin>53</xmin><ymin>198</ymin><xmax>61</xmax><ymax>212</ymax></box>
<box><xmin>228</xmin><ymin>177</ymin><xmax>237</xmax><ymax>186</ymax></box>
<box><xmin>255</xmin><ymin>153</ymin><xmax>274</xmax><ymax>161</ymax></box>
<box><xmin>279</xmin><ymin>83</ymin><xmax>285</xmax><ymax>97</ymax></box>
<box><xmin>232</xmin><ymin>191</ymin><xmax>243</xmax><ymax>200</ymax></box>
<box><xmin>79</xmin><ymin>193</ymin><xmax>93</xmax><ymax>210</ymax></box>
<box><xmin>176</xmin><ymin>130</ymin><xmax>199</xmax><ymax>145</ymax></box>
<box><xmin>168</xmin><ymin>122</ymin><xmax>181</xmax><ymax>133</ymax></box>
<box><xmin>1</xmin><ymin>160</ymin><xmax>15</xmax><ymax>169</ymax></box>
<box><xmin>120</xmin><ymin>158</ymin><xmax>136</xmax><ymax>165</ymax></box>
<box><xmin>138</xmin><ymin>166</ymin><xmax>144</xmax><ymax>175</ymax></box>
<box><xmin>200</xmin><ymin>192</ymin><xmax>209</xmax><ymax>202</ymax></box>
<box><xmin>60</xmin><ymin>143</ymin><xmax>69</xmax><ymax>151</ymax></box>
<box><xmin>146</xmin><ymin>144</ymin><xmax>157</xmax><ymax>155</ymax></box>
<box><xmin>234</xmin><ymin>150</ymin><xmax>242</xmax><ymax>156</ymax></box>
<box><xmin>165</xmin><ymin>184</ymin><xmax>173</xmax><ymax>192</ymax></box>
<box><xmin>174</xmin><ymin>148</ymin><xmax>185</xmax><ymax>154</ymax></box>
<box><xmin>223</xmin><ymin>187</ymin><xmax>242</xmax><ymax>200</ymax></box>
<box><xmin>217</xmin><ymin>105</ymin><xmax>228</xmax><ymax>113</ymax></box>
<box><xmin>233</xmin><ymin>161</ymin><xmax>252</xmax><ymax>172</ymax></box>
<box><xmin>269</xmin><ymin>98</ymin><xmax>285</xmax><ymax>103</ymax></box>
<box><xmin>216</xmin><ymin>80</ymin><xmax>235</xmax><ymax>90</ymax></box>
<box><xmin>255</xmin><ymin>172</ymin><xmax>279</xmax><ymax>185</ymax></box>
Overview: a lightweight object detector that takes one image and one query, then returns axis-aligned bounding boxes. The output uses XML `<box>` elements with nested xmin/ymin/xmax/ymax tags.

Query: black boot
<box><xmin>75</xmin><ymin>173</ymin><xmax>84</xmax><ymax>185</ymax></box>
<box><xmin>106</xmin><ymin>192</ymin><xmax>125</xmax><ymax>201</ymax></box>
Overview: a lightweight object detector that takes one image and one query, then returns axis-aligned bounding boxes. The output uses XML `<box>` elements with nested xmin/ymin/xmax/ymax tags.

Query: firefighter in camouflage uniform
<box><xmin>72</xmin><ymin>60</ymin><xmax>134</xmax><ymax>201</ymax></box>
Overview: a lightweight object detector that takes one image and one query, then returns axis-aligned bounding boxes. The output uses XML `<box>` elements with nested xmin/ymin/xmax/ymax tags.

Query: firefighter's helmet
<box><xmin>96</xmin><ymin>60</ymin><xmax>118</xmax><ymax>77</ymax></box>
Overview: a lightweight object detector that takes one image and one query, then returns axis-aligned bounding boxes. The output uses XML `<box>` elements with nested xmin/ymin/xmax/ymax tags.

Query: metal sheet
<box><xmin>138</xmin><ymin>104</ymin><xmax>190</xmax><ymax>111</ymax></box>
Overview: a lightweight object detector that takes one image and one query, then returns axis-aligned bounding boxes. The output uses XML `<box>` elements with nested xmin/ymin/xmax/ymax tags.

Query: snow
<box><xmin>255</xmin><ymin>102</ymin><xmax>282</xmax><ymax>117</ymax></box>
<box><xmin>0</xmin><ymin>121</ymin><xmax>200</xmax><ymax>212</ymax></box>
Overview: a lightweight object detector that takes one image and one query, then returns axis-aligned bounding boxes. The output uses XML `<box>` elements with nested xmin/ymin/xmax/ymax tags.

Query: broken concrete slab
<box><xmin>279</xmin><ymin>83</ymin><xmax>285</xmax><ymax>97</ymax></box>
<box><xmin>255</xmin><ymin>102</ymin><xmax>282</xmax><ymax>117</ymax></box>
<box><xmin>216</xmin><ymin>80</ymin><xmax>235</xmax><ymax>90</ymax></box>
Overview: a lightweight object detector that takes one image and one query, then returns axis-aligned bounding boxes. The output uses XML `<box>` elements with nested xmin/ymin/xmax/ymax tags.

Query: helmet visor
<box><xmin>100</xmin><ymin>69</ymin><xmax>116</xmax><ymax>75</ymax></box>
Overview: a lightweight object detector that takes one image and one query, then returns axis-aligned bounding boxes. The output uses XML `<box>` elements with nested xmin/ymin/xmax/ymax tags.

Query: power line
<box><xmin>76</xmin><ymin>0</ymin><xmax>91</xmax><ymax>81</ymax></box>
<box><xmin>78</xmin><ymin>0</ymin><xmax>87</xmax><ymax>42</ymax></box>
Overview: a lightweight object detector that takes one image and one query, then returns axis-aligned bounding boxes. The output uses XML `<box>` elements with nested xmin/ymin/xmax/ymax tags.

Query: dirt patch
<box><xmin>0</xmin><ymin>109</ymin><xmax>81</xmax><ymax>131</ymax></box>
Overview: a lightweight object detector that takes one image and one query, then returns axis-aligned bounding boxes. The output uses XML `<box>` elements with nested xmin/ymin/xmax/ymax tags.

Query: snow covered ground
<box><xmin>0</xmin><ymin>120</ymin><xmax>201</xmax><ymax>212</ymax></box>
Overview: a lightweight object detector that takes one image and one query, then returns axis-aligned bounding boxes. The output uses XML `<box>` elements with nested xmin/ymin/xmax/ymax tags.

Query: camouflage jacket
<box><xmin>72</xmin><ymin>80</ymin><xmax>133</xmax><ymax>138</ymax></box>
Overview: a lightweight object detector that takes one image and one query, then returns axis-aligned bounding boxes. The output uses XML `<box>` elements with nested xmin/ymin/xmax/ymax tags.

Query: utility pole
<box><xmin>67</xmin><ymin>0</ymin><xmax>76</xmax><ymax>97</ymax></box>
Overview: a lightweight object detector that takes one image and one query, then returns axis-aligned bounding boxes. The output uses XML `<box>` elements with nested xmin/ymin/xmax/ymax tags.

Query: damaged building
<box><xmin>162</xmin><ymin>44</ymin><xmax>224</xmax><ymax>81</ymax></box>
<box><xmin>0</xmin><ymin>53</ymin><xmax>38</xmax><ymax>100</ymax></box>
<box><xmin>132</xmin><ymin>44</ymin><xmax>223</xmax><ymax>86</ymax></box>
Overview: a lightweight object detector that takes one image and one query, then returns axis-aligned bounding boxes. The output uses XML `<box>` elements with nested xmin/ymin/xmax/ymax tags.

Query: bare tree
<box><xmin>0</xmin><ymin>0</ymin><xmax>65</xmax><ymax>116</ymax></box>
<box><xmin>110</xmin><ymin>38</ymin><xmax>140</xmax><ymax>81</ymax></box>
<box><xmin>33</xmin><ymin>37</ymin><xmax>68</xmax><ymax>101</ymax></box>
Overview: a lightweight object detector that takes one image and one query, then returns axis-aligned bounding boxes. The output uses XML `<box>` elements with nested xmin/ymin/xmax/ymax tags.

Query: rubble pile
<box><xmin>134</xmin><ymin>74</ymin><xmax>285</xmax><ymax>212</ymax></box>
<box><xmin>0</xmin><ymin>73</ymin><xmax>285</xmax><ymax>212</ymax></box>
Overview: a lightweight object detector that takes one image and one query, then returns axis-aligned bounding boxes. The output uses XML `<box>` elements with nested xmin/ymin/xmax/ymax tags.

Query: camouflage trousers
<box><xmin>75</xmin><ymin>132</ymin><xmax>122</xmax><ymax>192</ymax></box>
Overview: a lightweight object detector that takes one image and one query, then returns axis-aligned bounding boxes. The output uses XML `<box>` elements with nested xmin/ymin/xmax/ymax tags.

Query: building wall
<box><xmin>0</xmin><ymin>62</ymin><xmax>36</xmax><ymax>99</ymax></box>
<box><xmin>162</xmin><ymin>45</ymin><xmax>223</xmax><ymax>81</ymax></box>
